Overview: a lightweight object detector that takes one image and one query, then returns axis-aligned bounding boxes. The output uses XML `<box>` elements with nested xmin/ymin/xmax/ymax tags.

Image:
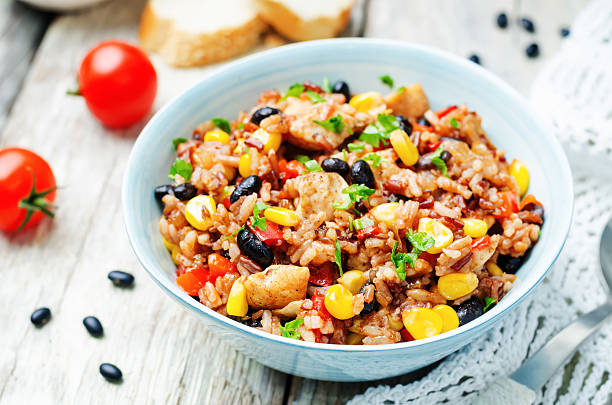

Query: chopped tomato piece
<box><xmin>495</xmin><ymin>191</ymin><xmax>519</xmax><ymax>219</ymax></box>
<box><xmin>309</xmin><ymin>262</ymin><xmax>335</xmax><ymax>286</ymax></box>
<box><xmin>208</xmin><ymin>253</ymin><xmax>238</xmax><ymax>282</ymax></box>
<box><xmin>519</xmin><ymin>194</ymin><xmax>543</xmax><ymax>210</ymax></box>
<box><xmin>427</xmin><ymin>141</ymin><xmax>442</xmax><ymax>152</ymax></box>
<box><xmin>176</xmin><ymin>267</ymin><xmax>210</xmax><ymax>296</ymax></box>
<box><xmin>222</xmin><ymin>196</ymin><xmax>231</xmax><ymax>210</ymax></box>
<box><xmin>412</xmin><ymin>124</ymin><xmax>432</xmax><ymax>133</ymax></box>
<box><xmin>436</xmin><ymin>105</ymin><xmax>457</xmax><ymax>119</ymax></box>
<box><xmin>247</xmin><ymin>218</ymin><xmax>284</xmax><ymax>247</ymax></box>
<box><xmin>311</xmin><ymin>292</ymin><xmax>332</xmax><ymax>320</ymax></box>
<box><xmin>278</xmin><ymin>159</ymin><xmax>306</xmax><ymax>181</ymax></box>
<box><xmin>356</xmin><ymin>225</ymin><xmax>382</xmax><ymax>240</ymax></box>
<box><xmin>471</xmin><ymin>235</ymin><xmax>491</xmax><ymax>250</ymax></box>
<box><xmin>400</xmin><ymin>328</ymin><xmax>414</xmax><ymax>342</ymax></box>
<box><xmin>312</xmin><ymin>328</ymin><xmax>323</xmax><ymax>343</ymax></box>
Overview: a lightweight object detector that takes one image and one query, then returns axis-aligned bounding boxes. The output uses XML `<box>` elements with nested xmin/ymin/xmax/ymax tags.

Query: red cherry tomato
<box><xmin>0</xmin><ymin>148</ymin><xmax>56</xmax><ymax>233</ymax></box>
<box><xmin>76</xmin><ymin>40</ymin><xmax>157</xmax><ymax>128</ymax></box>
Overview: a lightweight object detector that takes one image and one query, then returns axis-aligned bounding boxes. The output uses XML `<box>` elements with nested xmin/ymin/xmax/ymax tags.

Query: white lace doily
<box><xmin>350</xmin><ymin>1</ymin><xmax>612</xmax><ymax>403</ymax></box>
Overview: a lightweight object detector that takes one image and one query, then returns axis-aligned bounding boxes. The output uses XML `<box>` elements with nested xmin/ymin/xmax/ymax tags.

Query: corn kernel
<box><xmin>437</xmin><ymin>272</ymin><xmax>479</xmax><ymax>300</ymax></box>
<box><xmin>204</xmin><ymin>129</ymin><xmax>230</xmax><ymax>144</ymax></box>
<box><xmin>371</xmin><ymin>202</ymin><xmax>399</xmax><ymax>228</ymax></box>
<box><xmin>349</xmin><ymin>92</ymin><xmax>384</xmax><ymax>113</ymax></box>
<box><xmin>226</xmin><ymin>278</ymin><xmax>248</xmax><ymax>316</ymax></box>
<box><xmin>238</xmin><ymin>152</ymin><xmax>252</xmax><ymax>177</ymax></box>
<box><xmin>338</xmin><ymin>270</ymin><xmax>366</xmax><ymax>295</ymax></box>
<box><xmin>252</xmin><ymin>128</ymin><xmax>282</xmax><ymax>153</ymax></box>
<box><xmin>324</xmin><ymin>284</ymin><xmax>355</xmax><ymax>320</ymax></box>
<box><xmin>432</xmin><ymin>304</ymin><xmax>460</xmax><ymax>333</ymax></box>
<box><xmin>171</xmin><ymin>245</ymin><xmax>181</xmax><ymax>265</ymax></box>
<box><xmin>418</xmin><ymin>218</ymin><xmax>454</xmax><ymax>254</ymax></box>
<box><xmin>390</xmin><ymin>129</ymin><xmax>419</xmax><ymax>166</ymax></box>
<box><xmin>184</xmin><ymin>195</ymin><xmax>217</xmax><ymax>231</ymax></box>
<box><xmin>347</xmin><ymin>333</ymin><xmax>363</xmax><ymax>345</ymax></box>
<box><xmin>387</xmin><ymin>315</ymin><xmax>404</xmax><ymax>332</ymax></box>
<box><xmin>462</xmin><ymin>218</ymin><xmax>488</xmax><ymax>238</ymax></box>
<box><xmin>402</xmin><ymin>307</ymin><xmax>443</xmax><ymax>340</ymax></box>
<box><xmin>486</xmin><ymin>261</ymin><xmax>503</xmax><ymax>276</ymax></box>
<box><xmin>264</xmin><ymin>207</ymin><xmax>301</xmax><ymax>227</ymax></box>
<box><xmin>162</xmin><ymin>236</ymin><xmax>176</xmax><ymax>252</ymax></box>
<box><xmin>509</xmin><ymin>159</ymin><xmax>529</xmax><ymax>196</ymax></box>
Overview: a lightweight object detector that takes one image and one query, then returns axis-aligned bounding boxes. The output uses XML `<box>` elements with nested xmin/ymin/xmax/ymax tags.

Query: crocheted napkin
<box><xmin>349</xmin><ymin>1</ymin><xmax>612</xmax><ymax>403</ymax></box>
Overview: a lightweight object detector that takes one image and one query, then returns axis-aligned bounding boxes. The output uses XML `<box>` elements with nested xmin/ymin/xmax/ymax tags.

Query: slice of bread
<box><xmin>139</xmin><ymin>0</ymin><xmax>266</xmax><ymax>67</ymax></box>
<box><xmin>255</xmin><ymin>0</ymin><xmax>355</xmax><ymax>41</ymax></box>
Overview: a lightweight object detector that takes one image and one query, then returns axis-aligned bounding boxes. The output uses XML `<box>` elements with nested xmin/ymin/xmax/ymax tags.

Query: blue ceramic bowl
<box><xmin>122</xmin><ymin>38</ymin><xmax>573</xmax><ymax>382</ymax></box>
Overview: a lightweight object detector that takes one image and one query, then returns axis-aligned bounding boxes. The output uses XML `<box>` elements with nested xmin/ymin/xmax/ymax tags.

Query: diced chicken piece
<box><xmin>290</xmin><ymin>172</ymin><xmax>350</xmax><ymax>221</ymax></box>
<box><xmin>244</xmin><ymin>265</ymin><xmax>309</xmax><ymax>309</ymax></box>
<box><xmin>384</xmin><ymin>83</ymin><xmax>429</xmax><ymax>119</ymax></box>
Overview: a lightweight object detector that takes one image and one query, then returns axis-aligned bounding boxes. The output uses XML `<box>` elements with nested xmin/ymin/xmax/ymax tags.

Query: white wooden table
<box><xmin>0</xmin><ymin>0</ymin><xmax>589</xmax><ymax>403</ymax></box>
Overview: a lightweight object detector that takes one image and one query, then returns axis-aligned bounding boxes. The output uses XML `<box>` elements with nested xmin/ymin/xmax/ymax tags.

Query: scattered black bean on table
<box><xmin>519</xmin><ymin>17</ymin><xmax>536</xmax><ymax>33</ymax></box>
<box><xmin>83</xmin><ymin>316</ymin><xmax>104</xmax><ymax>337</ymax></box>
<box><xmin>468</xmin><ymin>54</ymin><xmax>481</xmax><ymax>65</ymax></box>
<box><xmin>560</xmin><ymin>27</ymin><xmax>570</xmax><ymax>37</ymax></box>
<box><xmin>496</xmin><ymin>12</ymin><xmax>508</xmax><ymax>28</ymax></box>
<box><xmin>30</xmin><ymin>307</ymin><xmax>51</xmax><ymax>327</ymax></box>
<box><xmin>525</xmin><ymin>43</ymin><xmax>540</xmax><ymax>58</ymax></box>
<box><xmin>107</xmin><ymin>270</ymin><xmax>135</xmax><ymax>287</ymax></box>
<box><xmin>99</xmin><ymin>363</ymin><xmax>123</xmax><ymax>382</ymax></box>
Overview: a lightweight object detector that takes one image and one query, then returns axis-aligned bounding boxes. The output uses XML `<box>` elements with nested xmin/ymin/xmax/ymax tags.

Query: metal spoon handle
<box><xmin>510</xmin><ymin>300</ymin><xmax>612</xmax><ymax>391</ymax></box>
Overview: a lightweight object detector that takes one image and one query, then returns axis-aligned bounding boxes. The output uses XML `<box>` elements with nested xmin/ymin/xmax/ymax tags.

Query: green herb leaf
<box><xmin>322</xmin><ymin>77</ymin><xmax>332</xmax><ymax>93</ymax></box>
<box><xmin>168</xmin><ymin>158</ymin><xmax>193</xmax><ymax>181</ymax></box>
<box><xmin>376</xmin><ymin>113</ymin><xmax>400</xmax><ymax>133</ymax></box>
<box><xmin>313</xmin><ymin>114</ymin><xmax>351</xmax><ymax>134</ymax></box>
<box><xmin>391</xmin><ymin>231</ymin><xmax>435</xmax><ymax>280</ymax></box>
<box><xmin>362</xmin><ymin>153</ymin><xmax>384</xmax><ymax>168</ymax></box>
<box><xmin>294</xmin><ymin>155</ymin><xmax>310</xmax><ymax>164</ymax></box>
<box><xmin>352</xmin><ymin>217</ymin><xmax>375</xmax><ymax>231</ymax></box>
<box><xmin>333</xmin><ymin>184</ymin><xmax>375</xmax><ymax>211</ymax></box>
<box><xmin>250</xmin><ymin>201</ymin><xmax>271</xmax><ymax>231</ymax></box>
<box><xmin>483</xmin><ymin>296</ymin><xmax>497</xmax><ymax>312</ymax></box>
<box><xmin>358</xmin><ymin>114</ymin><xmax>399</xmax><ymax>147</ymax></box>
<box><xmin>380</xmin><ymin>74</ymin><xmax>394</xmax><ymax>88</ymax></box>
<box><xmin>391</xmin><ymin>241</ymin><xmax>407</xmax><ymax>280</ymax></box>
<box><xmin>306</xmin><ymin>90</ymin><xmax>325</xmax><ymax>104</ymax></box>
<box><xmin>343</xmin><ymin>149</ymin><xmax>348</xmax><ymax>161</ymax></box>
<box><xmin>221</xmin><ymin>225</ymin><xmax>245</xmax><ymax>242</ymax></box>
<box><xmin>304</xmin><ymin>160</ymin><xmax>323</xmax><ymax>172</ymax></box>
<box><xmin>212</xmin><ymin>118</ymin><xmax>231</xmax><ymax>133</ymax></box>
<box><xmin>237</xmin><ymin>123</ymin><xmax>245</xmax><ymax>130</ymax></box>
<box><xmin>449</xmin><ymin>117</ymin><xmax>459</xmax><ymax>129</ymax></box>
<box><xmin>347</xmin><ymin>143</ymin><xmax>365</xmax><ymax>152</ymax></box>
<box><xmin>430</xmin><ymin>146</ymin><xmax>449</xmax><ymax>177</ymax></box>
<box><xmin>172</xmin><ymin>137</ymin><xmax>187</xmax><ymax>150</ymax></box>
<box><xmin>281</xmin><ymin>83</ymin><xmax>305</xmax><ymax>101</ymax></box>
<box><xmin>280</xmin><ymin>318</ymin><xmax>304</xmax><ymax>339</ymax></box>
<box><xmin>406</xmin><ymin>230</ymin><xmax>435</xmax><ymax>252</ymax></box>
<box><xmin>396</xmin><ymin>86</ymin><xmax>406</xmax><ymax>93</ymax></box>
<box><xmin>335</xmin><ymin>241</ymin><xmax>343</xmax><ymax>276</ymax></box>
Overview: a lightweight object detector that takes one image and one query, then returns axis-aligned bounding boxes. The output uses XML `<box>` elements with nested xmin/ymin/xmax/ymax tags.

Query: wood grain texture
<box><xmin>0</xmin><ymin>0</ymin><xmax>590</xmax><ymax>404</ymax></box>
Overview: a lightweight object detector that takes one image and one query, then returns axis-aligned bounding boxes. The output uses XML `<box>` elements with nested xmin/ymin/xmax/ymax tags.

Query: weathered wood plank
<box><xmin>0</xmin><ymin>1</ymin><xmax>52</xmax><ymax>132</ymax></box>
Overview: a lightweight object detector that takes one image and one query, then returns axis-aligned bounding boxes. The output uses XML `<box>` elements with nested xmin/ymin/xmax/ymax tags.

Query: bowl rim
<box><xmin>122</xmin><ymin>37</ymin><xmax>573</xmax><ymax>353</ymax></box>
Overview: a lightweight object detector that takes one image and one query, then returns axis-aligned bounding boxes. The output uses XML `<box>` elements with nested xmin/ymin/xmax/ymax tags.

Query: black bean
<box><xmin>30</xmin><ymin>307</ymin><xmax>51</xmax><ymax>327</ymax></box>
<box><xmin>331</xmin><ymin>80</ymin><xmax>351</xmax><ymax>102</ymax></box>
<box><xmin>395</xmin><ymin>115</ymin><xmax>413</xmax><ymax>134</ymax></box>
<box><xmin>519</xmin><ymin>17</ymin><xmax>535</xmax><ymax>33</ymax></box>
<box><xmin>527</xmin><ymin>204</ymin><xmax>545</xmax><ymax>220</ymax></box>
<box><xmin>354</xmin><ymin>201</ymin><xmax>368</xmax><ymax>215</ymax></box>
<box><xmin>453</xmin><ymin>297</ymin><xmax>484</xmax><ymax>326</ymax></box>
<box><xmin>99</xmin><ymin>363</ymin><xmax>122</xmax><ymax>382</ymax></box>
<box><xmin>468</xmin><ymin>54</ymin><xmax>481</xmax><ymax>65</ymax></box>
<box><xmin>237</xmin><ymin>228</ymin><xmax>273</xmax><ymax>269</ymax></box>
<box><xmin>230</xmin><ymin>175</ymin><xmax>262</xmax><ymax>204</ymax></box>
<box><xmin>154</xmin><ymin>185</ymin><xmax>173</xmax><ymax>208</ymax></box>
<box><xmin>496</xmin><ymin>12</ymin><xmax>508</xmax><ymax>28</ymax></box>
<box><xmin>415</xmin><ymin>155</ymin><xmax>435</xmax><ymax>170</ymax></box>
<box><xmin>525</xmin><ymin>43</ymin><xmax>540</xmax><ymax>58</ymax></box>
<box><xmin>417</xmin><ymin>116</ymin><xmax>431</xmax><ymax>127</ymax></box>
<box><xmin>83</xmin><ymin>316</ymin><xmax>104</xmax><ymax>337</ymax></box>
<box><xmin>172</xmin><ymin>183</ymin><xmax>197</xmax><ymax>201</ymax></box>
<box><xmin>350</xmin><ymin>160</ymin><xmax>376</xmax><ymax>189</ymax></box>
<box><xmin>251</xmin><ymin>107</ymin><xmax>282</xmax><ymax>126</ymax></box>
<box><xmin>107</xmin><ymin>271</ymin><xmax>134</xmax><ymax>287</ymax></box>
<box><xmin>440</xmin><ymin>151</ymin><xmax>452</xmax><ymax>163</ymax></box>
<box><xmin>321</xmin><ymin>158</ymin><xmax>349</xmax><ymax>176</ymax></box>
<box><xmin>388</xmin><ymin>194</ymin><xmax>408</xmax><ymax>203</ymax></box>
<box><xmin>221</xmin><ymin>250</ymin><xmax>231</xmax><ymax>259</ymax></box>
<box><xmin>359</xmin><ymin>282</ymin><xmax>376</xmax><ymax>315</ymax></box>
<box><xmin>497</xmin><ymin>254</ymin><xmax>524</xmax><ymax>274</ymax></box>
<box><xmin>248</xmin><ymin>318</ymin><xmax>262</xmax><ymax>328</ymax></box>
<box><xmin>487</xmin><ymin>221</ymin><xmax>503</xmax><ymax>236</ymax></box>
<box><xmin>560</xmin><ymin>27</ymin><xmax>570</xmax><ymax>38</ymax></box>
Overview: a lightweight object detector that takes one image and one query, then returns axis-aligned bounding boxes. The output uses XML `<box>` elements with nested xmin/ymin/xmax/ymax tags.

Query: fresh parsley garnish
<box><xmin>347</xmin><ymin>142</ymin><xmax>365</xmax><ymax>152</ymax></box>
<box><xmin>306</xmin><ymin>90</ymin><xmax>325</xmax><ymax>104</ymax></box>
<box><xmin>362</xmin><ymin>153</ymin><xmax>384</xmax><ymax>168</ymax></box>
<box><xmin>237</xmin><ymin>123</ymin><xmax>245</xmax><ymax>130</ymax></box>
<box><xmin>343</xmin><ymin>149</ymin><xmax>348</xmax><ymax>161</ymax></box>
<box><xmin>221</xmin><ymin>225</ymin><xmax>245</xmax><ymax>241</ymax></box>
<box><xmin>322</xmin><ymin>77</ymin><xmax>332</xmax><ymax>93</ymax></box>
<box><xmin>304</xmin><ymin>160</ymin><xmax>323</xmax><ymax>172</ymax></box>
<box><xmin>333</xmin><ymin>184</ymin><xmax>376</xmax><ymax>210</ymax></box>
<box><xmin>352</xmin><ymin>217</ymin><xmax>375</xmax><ymax>231</ymax></box>
<box><xmin>249</xmin><ymin>201</ymin><xmax>270</xmax><ymax>231</ymax></box>
<box><xmin>313</xmin><ymin>114</ymin><xmax>352</xmax><ymax>134</ymax></box>
<box><xmin>212</xmin><ymin>118</ymin><xmax>231</xmax><ymax>133</ymax></box>
<box><xmin>380</xmin><ymin>74</ymin><xmax>394</xmax><ymax>88</ymax></box>
<box><xmin>294</xmin><ymin>155</ymin><xmax>311</xmax><ymax>164</ymax></box>
<box><xmin>168</xmin><ymin>158</ymin><xmax>193</xmax><ymax>181</ymax></box>
<box><xmin>390</xmin><ymin>231</ymin><xmax>435</xmax><ymax>280</ymax></box>
<box><xmin>172</xmin><ymin>137</ymin><xmax>187</xmax><ymax>150</ymax></box>
<box><xmin>430</xmin><ymin>146</ymin><xmax>449</xmax><ymax>177</ymax></box>
<box><xmin>359</xmin><ymin>113</ymin><xmax>400</xmax><ymax>147</ymax></box>
<box><xmin>483</xmin><ymin>296</ymin><xmax>497</xmax><ymax>312</ymax></box>
<box><xmin>280</xmin><ymin>318</ymin><xmax>304</xmax><ymax>339</ymax></box>
<box><xmin>335</xmin><ymin>241</ymin><xmax>343</xmax><ymax>276</ymax></box>
<box><xmin>396</xmin><ymin>86</ymin><xmax>406</xmax><ymax>93</ymax></box>
<box><xmin>281</xmin><ymin>83</ymin><xmax>305</xmax><ymax>101</ymax></box>
<box><xmin>449</xmin><ymin>117</ymin><xmax>459</xmax><ymax>129</ymax></box>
